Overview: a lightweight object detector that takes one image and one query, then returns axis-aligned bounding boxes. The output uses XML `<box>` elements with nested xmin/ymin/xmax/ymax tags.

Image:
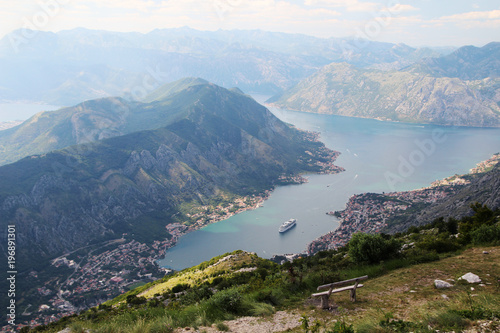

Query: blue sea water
<box><xmin>159</xmin><ymin>103</ymin><xmax>500</xmax><ymax>270</ymax></box>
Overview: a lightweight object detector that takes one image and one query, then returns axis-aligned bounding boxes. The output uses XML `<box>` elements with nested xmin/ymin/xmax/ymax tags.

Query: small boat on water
<box><xmin>279</xmin><ymin>219</ymin><xmax>297</xmax><ymax>233</ymax></box>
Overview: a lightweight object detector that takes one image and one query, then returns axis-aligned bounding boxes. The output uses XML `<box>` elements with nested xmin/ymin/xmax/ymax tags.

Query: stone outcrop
<box><xmin>434</xmin><ymin>280</ymin><xmax>453</xmax><ymax>289</ymax></box>
<box><xmin>459</xmin><ymin>272</ymin><xmax>482</xmax><ymax>284</ymax></box>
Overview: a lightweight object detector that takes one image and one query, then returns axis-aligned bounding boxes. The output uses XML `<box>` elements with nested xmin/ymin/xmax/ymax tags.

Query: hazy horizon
<box><xmin>1</xmin><ymin>0</ymin><xmax>499</xmax><ymax>47</ymax></box>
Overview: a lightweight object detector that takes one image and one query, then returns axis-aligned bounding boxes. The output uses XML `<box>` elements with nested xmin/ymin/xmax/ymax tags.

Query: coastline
<box><xmin>158</xmin><ymin>130</ymin><xmax>345</xmax><ymax>261</ymax></box>
<box><xmin>307</xmin><ymin>153</ymin><xmax>500</xmax><ymax>255</ymax></box>
<box><xmin>307</xmin><ymin>187</ymin><xmax>454</xmax><ymax>254</ymax></box>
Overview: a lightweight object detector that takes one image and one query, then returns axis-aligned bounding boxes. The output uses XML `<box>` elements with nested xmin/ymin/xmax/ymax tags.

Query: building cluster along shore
<box><xmin>19</xmin><ymin>239</ymin><xmax>171</xmax><ymax>328</ymax></box>
<box><xmin>18</xmin><ymin>192</ymin><xmax>272</xmax><ymax>328</ymax></box>
<box><xmin>307</xmin><ymin>188</ymin><xmax>451</xmax><ymax>254</ymax></box>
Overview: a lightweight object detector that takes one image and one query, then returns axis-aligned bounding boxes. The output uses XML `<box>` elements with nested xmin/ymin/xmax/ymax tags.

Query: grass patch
<box><xmin>127</xmin><ymin>281</ymin><xmax>147</xmax><ymax>291</ymax></box>
<box><xmin>215</xmin><ymin>322</ymin><xmax>230</xmax><ymax>331</ymax></box>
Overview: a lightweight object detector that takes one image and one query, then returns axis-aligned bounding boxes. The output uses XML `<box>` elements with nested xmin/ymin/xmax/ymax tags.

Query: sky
<box><xmin>0</xmin><ymin>0</ymin><xmax>499</xmax><ymax>47</ymax></box>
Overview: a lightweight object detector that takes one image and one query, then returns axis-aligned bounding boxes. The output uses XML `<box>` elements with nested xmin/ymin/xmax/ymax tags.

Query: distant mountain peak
<box><xmin>142</xmin><ymin>77</ymin><xmax>210</xmax><ymax>103</ymax></box>
<box><xmin>406</xmin><ymin>41</ymin><xmax>500</xmax><ymax>80</ymax></box>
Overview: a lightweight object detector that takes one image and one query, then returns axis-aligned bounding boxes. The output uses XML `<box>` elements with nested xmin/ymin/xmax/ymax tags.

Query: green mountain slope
<box><xmin>0</xmin><ymin>78</ymin><xmax>218</xmax><ymax>166</ymax></box>
<box><xmin>0</xmin><ymin>81</ymin><xmax>334</xmax><ymax>265</ymax></box>
<box><xmin>25</xmin><ymin>207</ymin><xmax>500</xmax><ymax>333</ymax></box>
<box><xmin>268</xmin><ymin>63</ymin><xmax>500</xmax><ymax>127</ymax></box>
<box><xmin>0</xmin><ymin>80</ymin><xmax>341</xmax><ymax>327</ymax></box>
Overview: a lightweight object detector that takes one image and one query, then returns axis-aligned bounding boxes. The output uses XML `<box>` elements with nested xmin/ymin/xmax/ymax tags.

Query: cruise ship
<box><xmin>279</xmin><ymin>219</ymin><xmax>297</xmax><ymax>233</ymax></box>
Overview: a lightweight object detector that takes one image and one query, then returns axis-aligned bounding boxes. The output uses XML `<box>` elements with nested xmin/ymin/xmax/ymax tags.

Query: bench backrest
<box><xmin>317</xmin><ymin>275</ymin><xmax>368</xmax><ymax>291</ymax></box>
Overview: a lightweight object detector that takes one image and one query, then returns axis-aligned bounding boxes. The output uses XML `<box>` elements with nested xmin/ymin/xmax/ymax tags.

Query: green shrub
<box><xmin>126</xmin><ymin>294</ymin><xmax>147</xmax><ymax>305</ymax></box>
<box><xmin>379</xmin><ymin>317</ymin><xmax>419</xmax><ymax>332</ymax></box>
<box><xmin>452</xmin><ymin>306</ymin><xmax>498</xmax><ymax>320</ymax></box>
<box><xmin>249</xmin><ymin>302</ymin><xmax>275</xmax><ymax>316</ymax></box>
<box><xmin>171</xmin><ymin>283</ymin><xmax>190</xmax><ymax>293</ymax></box>
<box><xmin>471</xmin><ymin>224</ymin><xmax>500</xmax><ymax>245</ymax></box>
<box><xmin>327</xmin><ymin>320</ymin><xmax>355</xmax><ymax>333</ymax></box>
<box><xmin>148</xmin><ymin>298</ymin><xmax>164</xmax><ymax>308</ymax></box>
<box><xmin>348</xmin><ymin>233</ymin><xmax>400</xmax><ymax>264</ymax></box>
<box><xmin>416</xmin><ymin>233</ymin><xmax>461</xmax><ymax>253</ymax></box>
<box><xmin>208</xmin><ymin>288</ymin><xmax>244</xmax><ymax>314</ymax></box>
<box><xmin>180</xmin><ymin>286</ymin><xmax>213</xmax><ymax>305</ymax></box>
<box><xmin>254</xmin><ymin>289</ymin><xmax>281</xmax><ymax>306</ymax></box>
<box><xmin>403</xmin><ymin>247</ymin><xmax>439</xmax><ymax>264</ymax></box>
<box><xmin>148</xmin><ymin>318</ymin><xmax>174</xmax><ymax>333</ymax></box>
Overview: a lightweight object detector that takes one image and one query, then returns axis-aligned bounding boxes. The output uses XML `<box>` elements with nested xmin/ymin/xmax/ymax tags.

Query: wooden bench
<box><xmin>312</xmin><ymin>275</ymin><xmax>368</xmax><ymax>309</ymax></box>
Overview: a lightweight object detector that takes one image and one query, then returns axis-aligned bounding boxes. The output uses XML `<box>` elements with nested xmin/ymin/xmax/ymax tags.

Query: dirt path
<box><xmin>174</xmin><ymin>310</ymin><xmax>304</xmax><ymax>333</ymax></box>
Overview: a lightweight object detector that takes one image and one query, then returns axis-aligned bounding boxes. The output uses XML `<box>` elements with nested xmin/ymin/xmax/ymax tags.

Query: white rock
<box><xmin>434</xmin><ymin>279</ymin><xmax>453</xmax><ymax>289</ymax></box>
<box><xmin>441</xmin><ymin>294</ymin><xmax>450</xmax><ymax>300</ymax></box>
<box><xmin>459</xmin><ymin>272</ymin><xmax>481</xmax><ymax>283</ymax></box>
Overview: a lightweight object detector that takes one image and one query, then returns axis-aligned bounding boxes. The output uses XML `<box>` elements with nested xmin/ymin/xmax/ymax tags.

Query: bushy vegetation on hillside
<box><xmin>24</xmin><ymin>204</ymin><xmax>500</xmax><ymax>333</ymax></box>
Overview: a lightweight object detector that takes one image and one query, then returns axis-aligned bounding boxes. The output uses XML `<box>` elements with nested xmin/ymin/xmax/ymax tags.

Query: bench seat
<box><xmin>311</xmin><ymin>275</ymin><xmax>368</xmax><ymax>309</ymax></box>
<box><xmin>312</xmin><ymin>284</ymin><xmax>364</xmax><ymax>297</ymax></box>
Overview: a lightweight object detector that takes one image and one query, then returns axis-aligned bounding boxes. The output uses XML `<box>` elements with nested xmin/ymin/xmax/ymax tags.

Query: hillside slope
<box><xmin>0</xmin><ymin>78</ymin><xmax>216</xmax><ymax>166</ymax></box>
<box><xmin>0</xmin><ymin>81</ymin><xmax>342</xmax><ymax>328</ymax></box>
<box><xmin>0</xmin><ymin>81</ymin><xmax>338</xmax><ymax>267</ymax></box>
<box><xmin>21</xmin><ymin>208</ymin><xmax>500</xmax><ymax>333</ymax></box>
<box><xmin>268</xmin><ymin>63</ymin><xmax>500</xmax><ymax>127</ymax></box>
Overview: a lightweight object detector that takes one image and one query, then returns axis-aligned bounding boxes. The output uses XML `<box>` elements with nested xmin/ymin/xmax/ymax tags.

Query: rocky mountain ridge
<box><xmin>268</xmin><ymin>62</ymin><xmax>500</xmax><ymax>127</ymax></box>
<box><xmin>405</xmin><ymin>42</ymin><xmax>500</xmax><ymax>80</ymax></box>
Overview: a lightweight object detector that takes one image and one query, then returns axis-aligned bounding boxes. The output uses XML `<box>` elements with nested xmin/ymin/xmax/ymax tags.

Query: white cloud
<box><xmin>79</xmin><ymin>0</ymin><xmax>159</xmax><ymax>11</ymax></box>
<box><xmin>440</xmin><ymin>9</ymin><xmax>500</xmax><ymax>21</ymax></box>
<box><xmin>387</xmin><ymin>4</ymin><xmax>419</xmax><ymax>13</ymax></box>
<box><xmin>304</xmin><ymin>0</ymin><xmax>380</xmax><ymax>13</ymax></box>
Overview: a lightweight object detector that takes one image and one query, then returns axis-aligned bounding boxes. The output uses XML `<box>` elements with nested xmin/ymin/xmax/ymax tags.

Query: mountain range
<box><xmin>268</xmin><ymin>43</ymin><xmax>500</xmax><ymax>127</ymax></box>
<box><xmin>0</xmin><ymin>27</ymin><xmax>447</xmax><ymax>105</ymax></box>
<box><xmin>1</xmin><ymin>27</ymin><xmax>499</xmax><ymax>329</ymax></box>
<box><xmin>0</xmin><ymin>79</ymin><xmax>339</xmax><ymax>272</ymax></box>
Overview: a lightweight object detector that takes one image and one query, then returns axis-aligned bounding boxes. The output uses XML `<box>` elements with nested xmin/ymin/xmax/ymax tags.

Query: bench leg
<box><xmin>320</xmin><ymin>295</ymin><xmax>329</xmax><ymax>309</ymax></box>
<box><xmin>350</xmin><ymin>288</ymin><xmax>356</xmax><ymax>302</ymax></box>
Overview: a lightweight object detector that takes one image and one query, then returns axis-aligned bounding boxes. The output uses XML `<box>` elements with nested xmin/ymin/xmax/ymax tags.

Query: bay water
<box><xmin>157</xmin><ymin>103</ymin><xmax>500</xmax><ymax>270</ymax></box>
